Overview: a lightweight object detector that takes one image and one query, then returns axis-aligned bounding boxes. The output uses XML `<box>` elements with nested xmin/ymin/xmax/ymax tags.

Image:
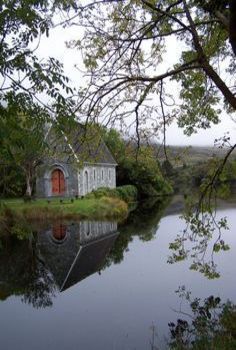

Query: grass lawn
<box><xmin>0</xmin><ymin>196</ymin><xmax>128</xmax><ymax>221</ymax></box>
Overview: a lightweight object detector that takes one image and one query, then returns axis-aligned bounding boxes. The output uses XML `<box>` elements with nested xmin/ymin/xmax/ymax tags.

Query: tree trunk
<box><xmin>202</xmin><ymin>59</ymin><xmax>236</xmax><ymax>110</ymax></box>
<box><xmin>229</xmin><ymin>0</ymin><xmax>236</xmax><ymax>56</ymax></box>
<box><xmin>183</xmin><ymin>0</ymin><xmax>236</xmax><ymax>110</ymax></box>
<box><xmin>25</xmin><ymin>174</ymin><xmax>32</xmax><ymax>197</ymax></box>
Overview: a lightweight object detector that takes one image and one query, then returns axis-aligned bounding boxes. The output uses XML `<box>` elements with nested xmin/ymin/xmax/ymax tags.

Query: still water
<box><xmin>0</xmin><ymin>197</ymin><xmax>235</xmax><ymax>349</ymax></box>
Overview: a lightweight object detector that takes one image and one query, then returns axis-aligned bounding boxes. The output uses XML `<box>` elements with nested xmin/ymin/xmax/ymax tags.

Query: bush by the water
<box><xmin>117</xmin><ymin>155</ymin><xmax>173</xmax><ymax>198</ymax></box>
<box><xmin>85</xmin><ymin>185</ymin><xmax>138</xmax><ymax>202</ymax></box>
<box><xmin>101</xmin><ymin>128</ymin><xmax>173</xmax><ymax>198</ymax></box>
<box><xmin>115</xmin><ymin>185</ymin><xmax>138</xmax><ymax>201</ymax></box>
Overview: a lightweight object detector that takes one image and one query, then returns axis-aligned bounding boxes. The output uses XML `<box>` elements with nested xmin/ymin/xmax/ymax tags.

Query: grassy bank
<box><xmin>0</xmin><ymin>196</ymin><xmax>128</xmax><ymax>222</ymax></box>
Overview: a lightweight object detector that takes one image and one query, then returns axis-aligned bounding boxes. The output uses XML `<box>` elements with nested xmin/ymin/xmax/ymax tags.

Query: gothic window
<box><xmin>84</xmin><ymin>170</ymin><xmax>89</xmax><ymax>194</ymax></box>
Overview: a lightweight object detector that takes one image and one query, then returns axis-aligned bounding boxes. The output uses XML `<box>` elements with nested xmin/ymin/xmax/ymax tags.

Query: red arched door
<box><xmin>51</xmin><ymin>169</ymin><xmax>65</xmax><ymax>195</ymax></box>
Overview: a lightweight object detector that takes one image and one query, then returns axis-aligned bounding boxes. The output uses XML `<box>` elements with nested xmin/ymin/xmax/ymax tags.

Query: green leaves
<box><xmin>71</xmin><ymin>0</ymin><xmax>236</xmax><ymax>141</ymax></box>
<box><xmin>167</xmin><ymin>202</ymin><xmax>230</xmax><ymax>279</ymax></box>
<box><xmin>168</xmin><ymin>288</ymin><xmax>236</xmax><ymax>350</ymax></box>
<box><xmin>0</xmin><ymin>0</ymin><xmax>77</xmax><ymax>129</ymax></box>
<box><xmin>213</xmin><ymin>240</ymin><xmax>230</xmax><ymax>252</ymax></box>
<box><xmin>175</xmin><ymin>68</ymin><xmax>221</xmax><ymax>135</ymax></box>
<box><xmin>0</xmin><ymin>113</ymin><xmax>49</xmax><ymax>196</ymax></box>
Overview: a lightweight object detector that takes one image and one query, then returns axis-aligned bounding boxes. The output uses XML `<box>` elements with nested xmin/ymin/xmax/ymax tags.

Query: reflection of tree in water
<box><xmin>21</xmin><ymin>259</ymin><xmax>56</xmax><ymax>309</ymax></box>
<box><xmin>168</xmin><ymin>199</ymin><xmax>230</xmax><ymax>279</ymax></box>
<box><xmin>123</xmin><ymin>197</ymin><xmax>171</xmax><ymax>241</ymax></box>
<box><xmin>0</xmin><ymin>233</ymin><xmax>57</xmax><ymax>308</ymax></box>
<box><xmin>166</xmin><ymin>287</ymin><xmax>236</xmax><ymax>350</ymax></box>
<box><xmin>103</xmin><ymin>197</ymin><xmax>171</xmax><ymax>268</ymax></box>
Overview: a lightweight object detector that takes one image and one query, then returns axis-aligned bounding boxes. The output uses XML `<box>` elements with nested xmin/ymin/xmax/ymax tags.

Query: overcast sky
<box><xmin>37</xmin><ymin>24</ymin><xmax>236</xmax><ymax>147</ymax></box>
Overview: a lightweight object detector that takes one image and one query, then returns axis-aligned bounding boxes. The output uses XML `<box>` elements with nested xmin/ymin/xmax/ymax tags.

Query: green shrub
<box><xmin>118</xmin><ymin>156</ymin><xmax>173</xmax><ymax>198</ymax></box>
<box><xmin>98</xmin><ymin>197</ymin><xmax>128</xmax><ymax>219</ymax></box>
<box><xmin>84</xmin><ymin>185</ymin><xmax>138</xmax><ymax>203</ymax></box>
<box><xmin>115</xmin><ymin>185</ymin><xmax>138</xmax><ymax>202</ymax></box>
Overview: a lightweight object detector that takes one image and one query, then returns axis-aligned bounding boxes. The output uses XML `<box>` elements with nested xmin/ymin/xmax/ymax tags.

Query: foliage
<box><xmin>0</xmin><ymin>1</ymin><xmax>80</xmax><ymax>199</ymax></box>
<box><xmin>198</xmin><ymin>158</ymin><xmax>234</xmax><ymax>199</ymax></box>
<box><xmin>164</xmin><ymin>148</ymin><xmax>236</xmax><ymax>279</ymax></box>
<box><xmin>168</xmin><ymin>201</ymin><xmax>230</xmax><ymax>279</ymax></box>
<box><xmin>99</xmin><ymin>127</ymin><xmax>127</xmax><ymax>162</ymax></box>
<box><xmin>161</xmin><ymin>154</ymin><xmax>236</xmax><ymax>196</ymax></box>
<box><xmin>0</xmin><ymin>113</ymin><xmax>50</xmax><ymax>197</ymax></box>
<box><xmin>120</xmin><ymin>152</ymin><xmax>173</xmax><ymax>197</ymax></box>
<box><xmin>0</xmin><ymin>0</ymin><xmax>76</xmax><ymax>123</ymax></box>
<box><xmin>0</xmin><ymin>164</ymin><xmax>25</xmax><ymax>197</ymax></box>
<box><xmin>162</xmin><ymin>159</ymin><xmax>175</xmax><ymax>178</ymax></box>
<box><xmin>115</xmin><ymin>185</ymin><xmax>138</xmax><ymax>202</ymax></box>
<box><xmin>168</xmin><ymin>286</ymin><xmax>236</xmax><ymax>349</ymax></box>
<box><xmin>85</xmin><ymin>185</ymin><xmax>138</xmax><ymax>203</ymax></box>
<box><xmin>67</xmin><ymin>0</ymin><xmax>236</xmax><ymax>140</ymax></box>
<box><xmin>102</xmin><ymin>128</ymin><xmax>173</xmax><ymax>198</ymax></box>
<box><xmin>67</xmin><ymin>0</ymin><xmax>236</xmax><ymax>202</ymax></box>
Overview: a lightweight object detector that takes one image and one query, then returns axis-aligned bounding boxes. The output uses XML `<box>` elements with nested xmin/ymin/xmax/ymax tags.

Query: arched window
<box><xmin>84</xmin><ymin>170</ymin><xmax>89</xmax><ymax>194</ymax></box>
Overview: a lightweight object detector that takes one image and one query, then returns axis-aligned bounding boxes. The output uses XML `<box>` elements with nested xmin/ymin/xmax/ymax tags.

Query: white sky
<box><xmin>37</xmin><ymin>24</ymin><xmax>236</xmax><ymax>147</ymax></box>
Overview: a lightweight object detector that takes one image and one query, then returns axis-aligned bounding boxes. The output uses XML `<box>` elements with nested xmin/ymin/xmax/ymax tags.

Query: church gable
<box><xmin>36</xmin><ymin>123</ymin><xmax>117</xmax><ymax>198</ymax></box>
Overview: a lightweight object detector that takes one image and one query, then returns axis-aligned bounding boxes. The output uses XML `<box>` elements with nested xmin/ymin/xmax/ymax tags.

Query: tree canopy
<box><xmin>0</xmin><ymin>114</ymin><xmax>49</xmax><ymax>197</ymax></box>
<box><xmin>1</xmin><ymin>1</ymin><xmax>235</xmax><ymax>142</ymax></box>
<box><xmin>1</xmin><ymin>1</ymin><xmax>235</xmax><ymax>141</ymax></box>
<box><xmin>101</xmin><ymin>127</ymin><xmax>173</xmax><ymax>197</ymax></box>
<box><xmin>0</xmin><ymin>1</ymin><xmax>78</xmax><ymax>197</ymax></box>
<box><xmin>0</xmin><ymin>0</ymin><xmax>76</xmax><ymax>122</ymax></box>
<box><xmin>66</xmin><ymin>0</ymin><xmax>236</xmax><ymax>146</ymax></box>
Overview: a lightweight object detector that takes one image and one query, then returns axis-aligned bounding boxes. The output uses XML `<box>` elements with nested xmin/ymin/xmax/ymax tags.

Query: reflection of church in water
<box><xmin>37</xmin><ymin>221</ymin><xmax>118</xmax><ymax>292</ymax></box>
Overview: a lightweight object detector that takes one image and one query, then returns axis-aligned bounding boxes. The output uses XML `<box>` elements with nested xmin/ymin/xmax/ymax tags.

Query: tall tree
<box><xmin>0</xmin><ymin>1</ymin><xmax>76</xmax><ymax>124</ymax></box>
<box><xmin>0</xmin><ymin>114</ymin><xmax>49</xmax><ymax>197</ymax></box>
<box><xmin>0</xmin><ymin>1</ymin><xmax>79</xmax><ymax>197</ymax></box>
<box><xmin>67</xmin><ymin>0</ymin><xmax>235</xmax><ymax>144</ymax></box>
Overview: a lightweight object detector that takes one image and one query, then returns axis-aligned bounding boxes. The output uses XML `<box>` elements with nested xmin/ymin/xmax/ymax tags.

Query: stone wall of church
<box><xmin>36</xmin><ymin>160</ymin><xmax>79</xmax><ymax>197</ymax></box>
<box><xmin>36</xmin><ymin>161</ymin><xmax>116</xmax><ymax>198</ymax></box>
<box><xmin>78</xmin><ymin>164</ymin><xmax>116</xmax><ymax>196</ymax></box>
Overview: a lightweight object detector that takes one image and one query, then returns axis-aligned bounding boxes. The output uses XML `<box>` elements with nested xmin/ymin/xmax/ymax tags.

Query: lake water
<box><xmin>0</xmin><ymin>196</ymin><xmax>235</xmax><ymax>349</ymax></box>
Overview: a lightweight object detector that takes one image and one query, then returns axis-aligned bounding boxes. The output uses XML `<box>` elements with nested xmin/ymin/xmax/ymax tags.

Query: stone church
<box><xmin>36</xmin><ymin>124</ymin><xmax>117</xmax><ymax>198</ymax></box>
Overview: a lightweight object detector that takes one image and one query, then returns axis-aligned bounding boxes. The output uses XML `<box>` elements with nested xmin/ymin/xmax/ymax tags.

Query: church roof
<box><xmin>49</xmin><ymin>122</ymin><xmax>117</xmax><ymax>166</ymax></box>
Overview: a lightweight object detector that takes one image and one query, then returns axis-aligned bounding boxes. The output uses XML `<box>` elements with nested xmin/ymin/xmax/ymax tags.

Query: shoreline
<box><xmin>0</xmin><ymin>196</ymin><xmax>129</xmax><ymax>224</ymax></box>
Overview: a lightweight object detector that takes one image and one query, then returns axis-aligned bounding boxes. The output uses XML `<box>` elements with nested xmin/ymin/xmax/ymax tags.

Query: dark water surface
<box><xmin>0</xmin><ymin>197</ymin><xmax>235</xmax><ymax>349</ymax></box>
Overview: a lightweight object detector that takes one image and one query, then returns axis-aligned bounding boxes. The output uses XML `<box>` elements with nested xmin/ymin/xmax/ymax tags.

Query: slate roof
<box><xmin>49</xmin><ymin>122</ymin><xmax>117</xmax><ymax>165</ymax></box>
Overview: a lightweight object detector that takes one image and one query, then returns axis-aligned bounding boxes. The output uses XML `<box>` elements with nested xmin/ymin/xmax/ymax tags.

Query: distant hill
<box><xmin>153</xmin><ymin>144</ymin><xmax>236</xmax><ymax>166</ymax></box>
